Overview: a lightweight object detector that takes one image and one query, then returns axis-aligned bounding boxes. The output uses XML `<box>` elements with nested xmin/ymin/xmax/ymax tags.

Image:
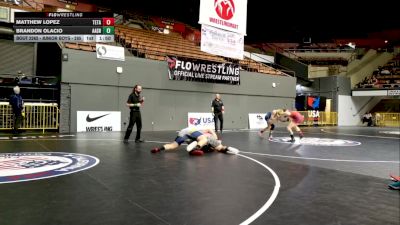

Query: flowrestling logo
<box><xmin>215</xmin><ymin>0</ymin><xmax>235</xmax><ymax>20</ymax></box>
<box><xmin>96</xmin><ymin>45</ymin><xmax>107</xmax><ymax>56</ymax></box>
<box><xmin>269</xmin><ymin>137</ymin><xmax>361</xmax><ymax>146</ymax></box>
<box><xmin>0</xmin><ymin>152</ymin><xmax>99</xmax><ymax>184</ymax></box>
<box><xmin>166</xmin><ymin>56</ymin><xmax>240</xmax><ymax>85</ymax></box>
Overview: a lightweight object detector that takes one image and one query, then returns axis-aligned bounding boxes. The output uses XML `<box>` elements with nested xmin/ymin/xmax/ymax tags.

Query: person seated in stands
<box><xmin>362</xmin><ymin>112</ymin><xmax>373</xmax><ymax>126</ymax></box>
<box><xmin>380</xmin><ymin>68</ymin><xmax>391</xmax><ymax>75</ymax></box>
<box><xmin>371</xmin><ymin>75</ymin><xmax>379</xmax><ymax>87</ymax></box>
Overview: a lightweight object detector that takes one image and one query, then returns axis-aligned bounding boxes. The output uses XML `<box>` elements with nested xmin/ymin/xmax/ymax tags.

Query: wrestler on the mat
<box><xmin>281</xmin><ymin>109</ymin><xmax>305</xmax><ymax>142</ymax></box>
<box><xmin>151</xmin><ymin>127</ymin><xmax>239</xmax><ymax>156</ymax></box>
<box><xmin>259</xmin><ymin>109</ymin><xmax>287</xmax><ymax>139</ymax></box>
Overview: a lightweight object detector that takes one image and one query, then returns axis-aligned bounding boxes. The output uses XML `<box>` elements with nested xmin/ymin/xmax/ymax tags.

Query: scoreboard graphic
<box><xmin>13</xmin><ymin>12</ymin><xmax>115</xmax><ymax>42</ymax></box>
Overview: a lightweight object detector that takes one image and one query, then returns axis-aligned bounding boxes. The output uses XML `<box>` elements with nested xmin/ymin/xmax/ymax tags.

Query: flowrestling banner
<box><xmin>166</xmin><ymin>56</ymin><xmax>240</xmax><ymax>85</ymax></box>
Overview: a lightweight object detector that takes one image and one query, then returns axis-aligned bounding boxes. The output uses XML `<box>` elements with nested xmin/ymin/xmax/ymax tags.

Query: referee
<box><xmin>211</xmin><ymin>93</ymin><xmax>224</xmax><ymax>134</ymax></box>
<box><xmin>123</xmin><ymin>85</ymin><xmax>144</xmax><ymax>143</ymax></box>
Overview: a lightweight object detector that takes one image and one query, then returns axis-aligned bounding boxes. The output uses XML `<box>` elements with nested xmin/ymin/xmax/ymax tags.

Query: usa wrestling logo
<box><xmin>189</xmin><ymin>117</ymin><xmax>214</xmax><ymax>126</ymax></box>
<box><xmin>0</xmin><ymin>152</ymin><xmax>99</xmax><ymax>184</ymax></box>
<box><xmin>189</xmin><ymin>118</ymin><xmax>201</xmax><ymax>126</ymax></box>
<box><xmin>269</xmin><ymin>137</ymin><xmax>361</xmax><ymax>146</ymax></box>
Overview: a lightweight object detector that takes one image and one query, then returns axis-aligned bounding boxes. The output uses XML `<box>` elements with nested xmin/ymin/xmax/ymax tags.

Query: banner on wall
<box><xmin>77</xmin><ymin>111</ymin><xmax>121</xmax><ymax>132</ymax></box>
<box><xmin>201</xmin><ymin>24</ymin><xmax>244</xmax><ymax>60</ymax></box>
<box><xmin>199</xmin><ymin>0</ymin><xmax>248</xmax><ymax>35</ymax></box>
<box><xmin>306</xmin><ymin>96</ymin><xmax>326</xmax><ymax>110</ymax></box>
<box><xmin>96</xmin><ymin>44</ymin><xmax>125</xmax><ymax>61</ymax></box>
<box><xmin>0</xmin><ymin>6</ymin><xmax>10</xmax><ymax>23</ymax></box>
<box><xmin>388</xmin><ymin>90</ymin><xmax>400</xmax><ymax>96</ymax></box>
<box><xmin>166</xmin><ymin>56</ymin><xmax>240</xmax><ymax>85</ymax></box>
<box><xmin>188</xmin><ymin>112</ymin><xmax>215</xmax><ymax>130</ymax></box>
<box><xmin>248</xmin><ymin>113</ymin><xmax>267</xmax><ymax>129</ymax></box>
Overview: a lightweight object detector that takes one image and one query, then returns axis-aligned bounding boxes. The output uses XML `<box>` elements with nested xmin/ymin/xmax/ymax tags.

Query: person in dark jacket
<box><xmin>211</xmin><ymin>94</ymin><xmax>224</xmax><ymax>134</ymax></box>
<box><xmin>9</xmin><ymin>86</ymin><xmax>24</xmax><ymax>134</ymax></box>
<box><xmin>124</xmin><ymin>85</ymin><xmax>145</xmax><ymax>143</ymax></box>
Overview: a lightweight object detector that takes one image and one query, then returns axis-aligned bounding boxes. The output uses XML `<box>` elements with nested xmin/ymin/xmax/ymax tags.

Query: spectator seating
<box><xmin>63</xmin><ymin>26</ymin><xmax>285</xmax><ymax>75</ymax></box>
<box><xmin>355</xmin><ymin>54</ymin><xmax>400</xmax><ymax>89</ymax></box>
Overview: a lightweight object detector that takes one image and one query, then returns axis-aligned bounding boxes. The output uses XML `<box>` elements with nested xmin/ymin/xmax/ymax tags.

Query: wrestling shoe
<box><xmin>388</xmin><ymin>181</ymin><xmax>400</xmax><ymax>190</ymax></box>
<box><xmin>226</xmin><ymin>147</ymin><xmax>239</xmax><ymax>155</ymax></box>
<box><xmin>189</xmin><ymin>149</ymin><xmax>204</xmax><ymax>156</ymax></box>
<box><xmin>186</xmin><ymin>141</ymin><xmax>198</xmax><ymax>152</ymax></box>
<box><xmin>151</xmin><ymin>148</ymin><xmax>161</xmax><ymax>153</ymax></box>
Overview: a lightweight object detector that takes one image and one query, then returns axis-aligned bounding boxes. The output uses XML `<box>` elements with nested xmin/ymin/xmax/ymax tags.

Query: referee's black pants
<box><xmin>124</xmin><ymin>110</ymin><xmax>142</xmax><ymax>140</ymax></box>
<box><xmin>13</xmin><ymin>112</ymin><xmax>22</xmax><ymax>134</ymax></box>
<box><xmin>214</xmin><ymin>112</ymin><xmax>223</xmax><ymax>133</ymax></box>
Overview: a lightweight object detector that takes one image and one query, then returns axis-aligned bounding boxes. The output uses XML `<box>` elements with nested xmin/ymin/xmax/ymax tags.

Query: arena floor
<box><xmin>1</xmin><ymin>126</ymin><xmax>399</xmax><ymax>225</ymax></box>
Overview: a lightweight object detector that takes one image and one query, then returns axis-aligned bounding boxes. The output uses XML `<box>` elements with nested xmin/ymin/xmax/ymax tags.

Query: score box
<box><xmin>102</xmin><ymin>26</ymin><xmax>114</xmax><ymax>35</ymax></box>
<box><xmin>102</xmin><ymin>18</ymin><xmax>114</xmax><ymax>26</ymax></box>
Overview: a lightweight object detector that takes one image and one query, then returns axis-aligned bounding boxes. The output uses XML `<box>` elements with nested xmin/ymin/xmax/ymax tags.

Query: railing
<box><xmin>0</xmin><ymin>102</ymin><xmax>59</xmax><ymax>132</ymax></box>
<box><xmin>285</xmin><ymin>48</ymin><xmax>355</xmax><ymax>53</ymax></box>
<box><xmin>248</xmin><ymin>53</ymin><xmax>295</xmax><ymax>76</ymax></box>
<box><xmin>298</xmin><ymin>111</ymin><xmax>338</xmax><ymax>126</ymax></box>
<box><xmin>375</xmin><ymin>113</ymin><xmax>400</xmax><ymax>127</ymax></box>
<box><xmin>23</xmin><ymin>0</ymin><xmax>44</xmax><ymax>11</ymax></box>
<box><xmin>0</xmin><ymin>73</ymin><xmax>59</xmax><ymax>103</ymax></box>
<box><xmin>295</xmin><ymin>111</ymin><xmax>399</xmax><ymax>127</ymax></box>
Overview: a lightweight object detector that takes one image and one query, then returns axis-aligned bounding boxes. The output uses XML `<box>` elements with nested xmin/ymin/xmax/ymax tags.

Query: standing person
<box><xmin>211</xmin><ymin>93</ymin><xmax>224</xmax><ymax>134</ymax></box>
<box><xmin>123</xmin><ymin>85</ymin><xmax>145</xmax><ymax>143</ymax></box>
<box><xmin>282</xmin><ymin>109</ymin><xmax>304</xmax><ymax>143</ymax></box>
<box><xmin>9</xmin><ymin>86</ymin><xmax>24</xmax><ymax>134</ymax></box>
<box><xmin>258</xmin><ymin>109</ymin><xmax>286</xmax><ymax>139</ymax></box>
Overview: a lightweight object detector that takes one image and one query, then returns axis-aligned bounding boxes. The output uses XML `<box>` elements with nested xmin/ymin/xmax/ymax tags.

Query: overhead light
<box><xmin>384</xmin><ymin>40</ymin><xmax>388</xmax><ymax>44</ymax></box>
<box><xmin>13</xmin><ymin>0</ymin><xmax>23</xmax><ymax>5</ymax></box>
<box><xmin>347</xmin><ymin>42</ymin><xmax>356</xmax><ymax>49</ymax></box>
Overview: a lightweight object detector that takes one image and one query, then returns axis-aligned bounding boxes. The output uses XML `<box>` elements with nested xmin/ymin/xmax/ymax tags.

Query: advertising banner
<box><xmin>77</xmin><ymin>111</ymin><xmax>121</xmax><ymax>132</ymax></box>
<box><xmin>167</xmin><ymin>56</ymin><xmax>240</xmax><ymax>85</ymax></box>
